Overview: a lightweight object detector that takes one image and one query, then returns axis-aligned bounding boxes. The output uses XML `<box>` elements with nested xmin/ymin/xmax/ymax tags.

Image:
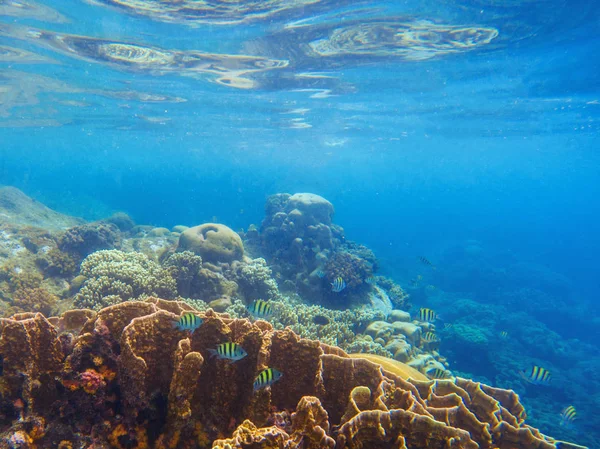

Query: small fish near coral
<box><xmin>331</xmin><ymin>276</ymin><xmax>346</xmax><ymax>292</ymax></box>
<box><xmin>364</xmin><ymin>276</ymin><xmax>376</xmax><ymax>285</ymax></box>
<box><xmin>426</xmin><ymin>367</ymin><xmax>449</xmax><ymax>379</ymax></box>
<box><xmin>521</xmin><ymin>365</ymin><xmax>552</xmax><ymax>386</ymax></box>
<box><xmin>418</xmin><ymin>307</ymin><xmax>438</xmax><ymax>322</ymax></box>
<box><xmin>247</xmin><ymin>299</ymin><xmax>273</xmax><ymax>319</ymax></box>
<box><xmin>560</xmin><ymin>405</ymin><xmax>577</xmax><ymax>427</ymax></box>
<box><xmin>421</xmin><ymin>332</ymin><xmax>439</xmax><ymax>343</ymax></box>
<box><xmin>174</xmin><ymin>312</ymin><xmax>203</xmax><ymax>333</ymax></box>
<box><xmin>254</xmin><ymin>367</ymin><xmax>282</xmax><ymax>391</ymax></box>
<box><xmin>208</xmin><ymin>342</ymin><xmax>248</xmax><ymax>362</ymax></box>
<box><xmin>314</xmin><ymin>269</ymin><xmax>326</xmax><ymax>278</ymax></box>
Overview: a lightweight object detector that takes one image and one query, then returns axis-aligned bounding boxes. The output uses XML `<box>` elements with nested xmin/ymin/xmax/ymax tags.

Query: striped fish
<box><xmin>521</xmin><ymin>365</ymin><xmax>552</xmax><ymax>385</ymax></box>
<box><xmin>499</xmin><ymin>331</ymin><xmax>509</xmax><ymax>339</ymax></box>
<box><xmin>247</xmin><ymin>300</ymin><xmax>273</xmax><ymax>319</ymax></box>
<box><xmin>331</xmin><ymin>277</ymin><xmax>346</xmax><ymax>293</ymax></box>
<box><xmin>419</xmin><ymin>256</ymin><xmax>435</xmax><ymax>268</ymax></box>
<box><xmin>315</xmin><ymin>269</ymin><xmax>326</xmax><ymax>278</ymax></box>
<box><xmin>418</xmin><ymin>308</ymin><xmax>437</xmax><ymax>322</ymax></box>
<box><xmin>422</xmin><ymin>332</ymin><xmax>438</xmax><ymax>343</ymax></box>
<box><xmin>254</xmin><ymin>368</ymin><xmax>282</xmax><ymax>391</ymax></box>
<box><xmin>560</xmin><ymin>406</ymin><xmax>577</xmax><ymax>426</ymax></box>
<box><xmin>174</xmin><ymin>312</ymin><xmax>203</xmax><ymax>332</ymax></box>
<box><xmin>426</xmin><ymin>367</ymin><xmax>449</xmax><ymax>379</ymax></box>
<box><xmin>208</xmin><ymin>342</ymin><xmax>247</xmax><ymax>362</ymax></box>
<box><xmin>365</xmin><ymin>276</ymin><xmax>376</xmax><ymax>285</ymax></box>
<box><xmin>443</xmin><ymin>323</ymin><xmax>453</xmax><ymax>330</ymax></box>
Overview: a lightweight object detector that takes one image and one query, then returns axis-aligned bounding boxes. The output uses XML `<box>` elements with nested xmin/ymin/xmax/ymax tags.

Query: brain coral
<box><xmin>177</xmin><ymin>223</ymin><xmax>244</xmax><ymax>263</ymax></box>
<box><xmin>0</xmin><ymin>298</ymin><xmax>564</xmax><ymax>449</ymax></box>
<box><xmin>73</xmin><ymin>250</ymin><xmax>176</xmax><ymax>310</ymax></box>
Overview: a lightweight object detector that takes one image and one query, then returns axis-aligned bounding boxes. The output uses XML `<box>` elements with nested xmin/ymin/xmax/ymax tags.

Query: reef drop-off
<box><xmin>0</xmin><ymin>297</ymin><xmax>563</xmax><ymax>449</ymax></box>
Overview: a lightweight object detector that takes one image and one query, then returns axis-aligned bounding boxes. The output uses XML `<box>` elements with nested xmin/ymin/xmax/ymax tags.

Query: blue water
<box><xmin>1</xmin><ymin>0</ymin><xmax>600</xmax><ymax>445</ymax></box>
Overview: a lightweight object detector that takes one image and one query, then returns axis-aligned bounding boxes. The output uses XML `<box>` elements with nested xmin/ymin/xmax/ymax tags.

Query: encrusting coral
<box><xmin>0</xmin><ymin>298</ymin><xmax>565</xmax><ymax>449</ymax></box>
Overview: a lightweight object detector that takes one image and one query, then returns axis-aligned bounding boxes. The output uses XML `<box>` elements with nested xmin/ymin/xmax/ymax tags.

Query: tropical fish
<box><xmin>247</xmin><ymin>300</ymin><xmax>273</xmax><ymax>319</ymax></box>
<box><xmin>331</xmin><ymin>277</ymin><xmax>346</xmax><ymax>293</ymax></box>
<box><xmin>419</xmin><ymin>257</ymin><xmax>436</xmax><ymax>268</ymax></box>
<box><xmin>426</xmin><ymin>367</ymin><xmax>449</xmax><ymax>379</ymax></box>
<box><xmin>422</xmin><ymin>332</ymin><xmax>438</xmax><ymax>343</ymax></box>
<box><xmin>418</xmin><ymin>308</ymin><xmax>437</xmax><ymax>322</ymax></box>
<box><xmin>254</xmin><ymin>367</ymin><xmax>283</xmax><ymax>391</ymax></box>
<box><xmin>499</xmin><ymin>331</ymin><xmax>509</xmax><ymax>339</ymax></box>
<box><xmin>560</xmin><ymin>405</ymin><xmax>577</xmax><ymax>426</ymax></box>
<box><xmin>208</xmin><ymin>342</ymin><xmax>247</xmax><ymax>362</ymax></box>
<box><xmin>521</xmin><ymin>365</ymin><xmax>551</xmax><ymax>385</ymax></box>
<box><xmin>315</xmin><ymin>269</ymin><xmax>326</xmax><ymax>278</ymax></box>
<box><xmin>174</xmin><ymin>312</ymin><xmax>203</xmax><ymax>332</ymax></box>
<box><xmin>443</xmin><ymin>323</ymin><xmax>453</xmax><ymax>330</ymax></box>
<box><xmin>365</xmin><ymin>276</ymin><xmax>376</xmax><ymax>285</ymax></box>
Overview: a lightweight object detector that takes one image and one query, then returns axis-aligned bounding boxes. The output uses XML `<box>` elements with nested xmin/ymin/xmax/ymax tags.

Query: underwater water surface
<box><xmin>1</xmin><ymin>0</ymin><xmax>600</xmax><ymax>447</ymax></box>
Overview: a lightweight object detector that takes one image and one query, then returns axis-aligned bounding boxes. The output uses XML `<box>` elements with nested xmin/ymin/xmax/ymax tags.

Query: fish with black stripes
<box><xmin>253</xmin><ymin>367</ymin><xmax>283</xmax><ymax>391</ymax></box>
<box><xmin>521</xmin><ymin>365</ymin><xmax>552</xmax><ymax>385</ymax></box>
<box><xmin>331</xmin><ymin>276</ymin><xmax>346</xmax><ymax>293</ymax></box>
<box><xmin>418</xmin><ymin>308</ymin><xmax>438</xmax><ymax>322</ymax></box>
<box><xmin>208</xmin><ymin>342</ymin><xmax>247</xmax><ymax>362</ymax></box>
<box><xmin>247</xmin><ymin>300</ymin><xmax>273</xmax><ymax>319</ymax></box>
<box><xmin>174</xmin><ymin>312</ymin><xmax>203</xmax><ymax>333</ymax></box>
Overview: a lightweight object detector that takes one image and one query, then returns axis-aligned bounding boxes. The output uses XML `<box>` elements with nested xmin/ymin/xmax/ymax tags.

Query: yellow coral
<box><xmin>57</xmin><ymin>441</ymin><xmax>73</xmax><ymax>449</ymax></box>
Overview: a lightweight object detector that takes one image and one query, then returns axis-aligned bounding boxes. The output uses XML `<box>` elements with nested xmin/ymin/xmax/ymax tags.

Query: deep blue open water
<box><xmin>1</xmin><ymin>0</ymin><xmax>599</xmax><ymax>446</ymax></box>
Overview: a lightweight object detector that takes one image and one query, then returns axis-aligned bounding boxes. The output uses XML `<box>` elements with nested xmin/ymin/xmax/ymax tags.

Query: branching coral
<box><xmin>271</xmin><ymin>299</ymin><xmax>385</xmax><ymax>348</ymax></box>
<box><xmin>163</xmin><ymin>250</ymin><xmax>203</xmax><ymax>298</ymax></box>
<box><xmin>73</xmin><ymin>250</ymin><xmax>176</xmax><ymax>310</ymax></box>
<box><xmin>229</xmin><ymin>258</ymin><xmax>280</xmax><ymax>301</ymax></box>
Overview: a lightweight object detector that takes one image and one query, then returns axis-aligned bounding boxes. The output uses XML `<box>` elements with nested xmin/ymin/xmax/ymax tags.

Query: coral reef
<box><xmin>0</xmin><ymin>298</ymin><xmax>563</xmax><ymax>449</ymax></box>
<box><xmin>163</xmin><ymin>250</ymin><xmax>204</xmax><ymax>298</ymax></box>
<box><xmin>259</xmin><ymin>193</ymin><xmax>340</xmax><ymax>278</ymax></box>
<box><xmin>35</xmin><ymin>248</ymin><xmax>78</xmax><ymax>277</ymax></box>
<box><xmin>10</xmin><ymin>287</ymin><xmax>59</xmax><ymax>316</ymax></box>
<box><xmin>229</xmin><ymin>258</ymin><xmax>280</xmax><ymax>302</ymax></box>
<box><xmin>57</xmin><ymin>222</ymin><xmax>121</xmax><ymax>258</ymax></box>
<box><xmin>73</xmin><ymin>250</ymin><xmax>176</xmax><ymax>310</ymax></box>
<box><xmin>177</xmin><ymin>223</ymin><xmax>244</xmax><ymax>264</ymax></box>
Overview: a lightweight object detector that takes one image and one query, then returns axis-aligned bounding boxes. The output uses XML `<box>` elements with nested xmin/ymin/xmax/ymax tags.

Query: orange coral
<box><xmin>0</xmin><ymin>298</ymin><xmax>566</xmax><ymax>449</ymax></box>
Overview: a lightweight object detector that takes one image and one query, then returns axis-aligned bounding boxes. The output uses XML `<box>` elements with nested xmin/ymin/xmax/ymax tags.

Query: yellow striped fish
<box><xmin>560</xmin><ymin>405</ymin><xmax>577</xmax><ymax>426</ymax></box>
<box><xmin>418</xmin><ymin>308</ymin><xmax>437</xmax><ymax>322</ymax></box>
<box><xmin>422</xmin><ymin>332</ymin><xmax>439</xmax><ymax>343</ymax></box>
<box><xmin>253</xmin><ymin>367</ymin><xmax>282</xmax><ymax>391</ymax></box>
<box><xmin>499</xmin><ymin>331</ymin><xmax>509</xmax><ymax>339</ymax></box>
<box><xmin>426</xmin><ymin>367</ymin><xmax>449</xmax><ymax>379</ymax></box>
<box><xmin>174</xmin><ymin>312</ymin><xmax>203</xmax><ymax>332</ymax></box>
<box><xmin>521</xmin><ymin>365</ymin><xmax>551</xmax><ymax>385</ymax></box>
<box><xmin>208</xmin><ymin>342</ymin><xmax>247</xmax><ymax>362</ymax></box>
<box><xmin>331</xmin><ymin>277</ymin><xmax>346</xmax><ymax>293</ymax></box>
<box><xmin>247</xmin><ymin>300</ymin><xmax>273</xmax><ymax>319</ymax></box>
